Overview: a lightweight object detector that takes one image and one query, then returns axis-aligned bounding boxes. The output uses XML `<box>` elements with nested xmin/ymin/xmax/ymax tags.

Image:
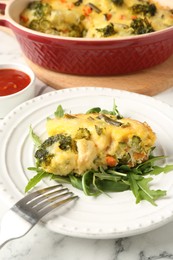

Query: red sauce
<box><xmin>0</xmin><ymin>69</ymin><xmax>31</xmax><ymax>96</ymax></box>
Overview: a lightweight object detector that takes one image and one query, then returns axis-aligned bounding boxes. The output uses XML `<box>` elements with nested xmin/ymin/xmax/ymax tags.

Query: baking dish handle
<box><xmin>0</xmin><ymin>1</ymin><xmax>10</xmax><ymax>27</ymax></box>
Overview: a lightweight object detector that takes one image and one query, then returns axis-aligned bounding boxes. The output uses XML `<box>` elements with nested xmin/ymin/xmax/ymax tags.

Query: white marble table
<box><xmin>1</xmin><ymin>30</ymin><xmax>173</xmax><ymax>260</ymax></box>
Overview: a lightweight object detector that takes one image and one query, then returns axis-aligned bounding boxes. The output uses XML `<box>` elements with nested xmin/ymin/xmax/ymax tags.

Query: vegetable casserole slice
<box><xmin>35</xmin><ymin>112</ymin><xmax>156</xmax><ymax>176</ymax></box>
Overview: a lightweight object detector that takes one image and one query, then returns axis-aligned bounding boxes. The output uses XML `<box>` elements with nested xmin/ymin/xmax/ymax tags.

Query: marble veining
<box><xmin>139</xmin><ymin>251</ymin><xmax>173</xmax><ymax>260</ymax></box>
<box><xmin>1</xmin><ymin>30</ymin><xmax>173</xmax><ymax>259</ymax></box>
<box><xmin>1</xmin><ymin>222</ymin><xmax>173</xmax><ymax>260</ymax></box>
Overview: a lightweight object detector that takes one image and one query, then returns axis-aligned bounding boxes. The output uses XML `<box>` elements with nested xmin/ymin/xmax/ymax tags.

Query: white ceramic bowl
<box><xmin>0</xmin><ymin>63</ymin><xmax>35</xmax><ymax>118</ymax></box>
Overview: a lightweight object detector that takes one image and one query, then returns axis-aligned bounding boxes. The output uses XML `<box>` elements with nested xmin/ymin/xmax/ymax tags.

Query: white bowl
<box><xmin>0</xmin><ymin>63</ymin><xmax>36</xmax><ymax>118</ymax></box>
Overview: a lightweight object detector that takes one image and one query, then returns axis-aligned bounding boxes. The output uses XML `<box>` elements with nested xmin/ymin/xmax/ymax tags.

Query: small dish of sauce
<box><xmin>0</xmin><ymin>69</ymin><xmax>31</xmax><ymax>96</ymax></box>
<box><xmin>0</xmin><ymin>63</ymin><xmax>35</xmax><ymax>118</ymax></box>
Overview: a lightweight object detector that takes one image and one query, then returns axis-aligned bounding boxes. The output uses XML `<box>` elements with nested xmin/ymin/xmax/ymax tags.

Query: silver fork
<box><xmin>0</xmin><ymin>184</ymin><xmax>78</xmax><ymax>249</ymax></box>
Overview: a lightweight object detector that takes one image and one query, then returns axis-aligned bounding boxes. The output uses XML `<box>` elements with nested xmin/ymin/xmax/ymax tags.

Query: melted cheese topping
<box><xmin>20</xmin><ymin>0</ymin><xmax>173</xmax><ymax>38</ymax></box>
<box><xmin>38</xmin><ymin>113</ymin><xmax>156</xmax><ymax>176</ymax></box>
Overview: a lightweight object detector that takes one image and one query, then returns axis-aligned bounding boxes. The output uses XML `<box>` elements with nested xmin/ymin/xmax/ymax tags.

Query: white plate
<box><xmin>1</xmin><ymin>87</ymin><xmax>173</xmax><ymax>239</ymax></box>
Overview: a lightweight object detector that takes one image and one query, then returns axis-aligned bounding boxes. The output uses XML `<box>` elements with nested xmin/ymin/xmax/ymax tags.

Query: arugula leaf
<box><xmin>149</xmin><ymin>165</ymin><xmax>173</xmax><ymax>175</ymax></box>
<box><xmin>94</xmin><ymin>172</ymin><xmax>121</xmax><ymax>182</ymax></box>
<box><xmin>25</xmin><ymin>168</ymin><xmax>50</xmax><ymax>192</ymax></box>
<box><xmin>69</xmin><ymin>175</ymin><xmax>83</xmax><ymax>190</ymax></box>
<box><xmin>85</xmin><ymin>100</ymin><xmax>123</xmax><ymax>118</ymax></box>
<box><xmin>94</xmin><ymin>178</ymin><xmax>129</xmax><ymax>192</ymax></box>
<box><xmin>136</xmin><ymin>156</ymin><xmax>166</xmax><ymax>173</ymax></box>
<box><xmin>54</xmin><ymin>105</ymin><xmax>64</xmax><ymax>118</ymax></box>
<box><xmin>128</xmin><ymin>173</ymin><xmax>141</xmax><ymax>202</ymax></box>
<box><xmin>107</xmin><ymin>169</ymin><xmax>128</xmax><ymax>177</ymax></box>
<box><xmin>29</xmin><ymin>126</ymin><xmax>42</xmax><ymax>147</ymax></box>
<box><xmin>86</xmin><ymin>107</ymin><xmax>101</xmax><ymax>114</ymax></box>
<box><xmin>82</xmin><ymin>171</ymin><xmax>101</xmax><ymax>196</ymax></box>
<box><xmin>137</xmin><ymin>178</ymin><xmax>166</xmax><ymax>206</ymax></box>
<box><xmin>112</xmin><ymin>100</ymin><xmax>123</xmax><ymax>119</ymax></box>
<box><xmin>128</xmin><ymin>173</ymin><xmax>166</xmax><ymax>206</ymax></box>
<box><xmin>51</xmin><ymin>175</ymin><xmax>71</xmax><ymax>184</ymax></box>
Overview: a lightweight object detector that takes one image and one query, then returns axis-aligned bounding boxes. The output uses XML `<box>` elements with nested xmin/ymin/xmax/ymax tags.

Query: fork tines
<box><xmin>12</xmin><ymin>184</ymin><xmax>78</xmax><ymax>221</ymax></box>
<box><xmin>0</xmin><ymin>185</ymin><xmax>78</xmax><ymax>248</ymax></box>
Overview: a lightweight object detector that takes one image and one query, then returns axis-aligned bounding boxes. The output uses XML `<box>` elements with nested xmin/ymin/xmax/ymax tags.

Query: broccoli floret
<box><xmin>28</xmin><ymin>1</ymin><xmax>52</xmax><ymax>19</ymax></box>
<box><xmin>35</xmin><ymin>148</ymin><xmax>48</xmax><ymax>161</ymax></box>
<box><xmin>29</xmin><ymin>20</ymin><xmax>41</xmax><ymax>31</ymax></box>
<box><xmin>41</xmin><ymin>134</ymin><xmax>72</xmax><ymax>151</ymax></box>
<box><xmin>29</xmin><ymin>19</ymin><xmax>51</xmax><ymax>32</ymax></box>
<box><xmin>111</xmin><ymin>0</ymin><xmax>124</xmax><ymax>6</ymax></box>
<box><xmin>130</xmin><ymin>17</ymin><xmax>155</xmax><ymax>35</ymax></box>
<box><xmin>130</xmin><ymin>136</ymin><xmax>142</xmax><ymax>152</ymax></box>
<box><xmin>68</xmin><ymin>24</ymin><xmax>85</xmax><ymax>37</ymax></box>
<box><xmin>96</xmin><ymin>23</ymin><xmax>117</xmax><ymax>37</ymax></box>
<box><xmin>35</xmin><ymin>148</ymin><xmax>54</xmax><ymax>166</ymax></box>
<box><xmin>75</xmin><ymin>128</ymin><xmax>91</xmax><ymax>140</ymax></box>
<box><xmin>28</xmin><ymin>1</ymin><xmax>42</xmax><ymax>10</ymax></box>
<box><xmin>131</xmin><ymin>3</ymin><xmax>157</xmax><ymax>16</ymax></box>
<box><xmin>34</xmin><ymin>134</ymin><xmax>73</xmax><ymax>164</ymax></box>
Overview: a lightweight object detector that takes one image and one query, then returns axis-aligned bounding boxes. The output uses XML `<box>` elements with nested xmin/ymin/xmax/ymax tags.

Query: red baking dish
<box><xmin>1</xmin><ymin>0</ymin><xmax>173</xmax><ymax>76</ymax></box>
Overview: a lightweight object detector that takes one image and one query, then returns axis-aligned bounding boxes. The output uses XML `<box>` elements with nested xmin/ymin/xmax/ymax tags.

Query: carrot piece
<box><xmin>105</xmin><ymin>13</ymin><xmax>112</xmax><ymax>21</ymax></box>
<box><xmin>106</xmin><ymin>155</ymin><xmax>117</xmax><ymax>167</ymax></box>
<box><xmin>133</xmin><ymin>152</ymin><xmax>147</xmax><ymax>161</ymax></box>
<box><xmin>20</xmin><ymin>15</ymin><xmax>29</xmax><ymax>23</ymax></box>
<box><xmin>83</xmin><ymin>5</ymin><xmax>93</xmax><ymax>16</ymax></box>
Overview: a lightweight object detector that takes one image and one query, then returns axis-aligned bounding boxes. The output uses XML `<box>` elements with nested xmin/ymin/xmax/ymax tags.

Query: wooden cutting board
<box><xmin>1</xmin><ymin>26</ymin><xmax>173</xmax><ymax>96</ymax></box>
<box><xmin>26</xmin><ymin>56</ymin><xmax>173</xmax><ymax>96</ymax></box>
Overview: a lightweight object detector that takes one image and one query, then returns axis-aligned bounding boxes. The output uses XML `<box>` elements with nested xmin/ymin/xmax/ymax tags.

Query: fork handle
<box><xmin>0</xmin><ymin>236</ymin><xmax>8</xmax><ymax>249</ymax></box>
<box><xmin>0</xmin><ymin>210</ymin><xmax>32</xmax><ymax>249</ymax></box>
